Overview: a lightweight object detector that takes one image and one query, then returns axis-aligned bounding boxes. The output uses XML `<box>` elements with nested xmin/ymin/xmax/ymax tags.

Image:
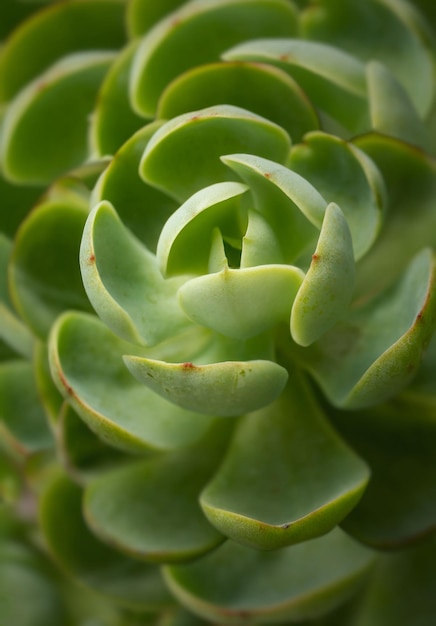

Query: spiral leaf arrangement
<box><xmin>1</xmin><ymin>1</ymin><xmax>436</xmax><ymax>624</ymax></box>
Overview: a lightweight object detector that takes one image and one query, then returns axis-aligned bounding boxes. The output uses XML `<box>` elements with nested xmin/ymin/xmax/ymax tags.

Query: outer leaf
<box><xmin>291</xmin><ymin>203</ymin><xmax>355</xmax><ymax>347</ymax></box>
<box><xmin>2</xmin><ymin>52</ymin><xmax>114</xmax><ymax>184</ymax></box>
<box><xmin>39</xmin><ymin>473</ymin><xmax>174</xmax><ymax>611</ymax></box>
<box><xmin>292</xmin><ymin>248</ymin><xmax>436</xmax><ymax>408</ymax></box>
<box><xmin>300</xmin><ymin>0</ymin><xmax>434</xmax><ymax>117</ymax></box>
<box><xmin>331</xmin><ymin>393</ymin><xmax>436</xmax><ymax>548</ymax></box>
<box><xmin>0</xmin><ymin>360</ymin><xmax>53</xmax><ymax>454</ymax></box>
<box><xmin>164</xmin><ymin>529</ymin><xmax>374</xmax><ymax>624</ymax></box>
<box><xmin>0</xmin><ymin>0</ymin><xmax>126</xmax><ymax>103</ymax></box>
<box><xmin>49</xmin><ymin>311</ymin><xmax>216</xmax><ymax>453</ymax></box>
<box><xmin>223</xmin><ymin>38</ymin><xmax>368</xmax><ymax>134</ymax></box>
<box><xmin>9</xmin><ymin>196</ymin><xmax>93</xmax><ymax>339</ymax></box>
<box><xmin>200</xmin><ymin>372</ymin><xmax>369</xmax><ymax>550</ymax></box>
<box><xmin>158</xmin><ymin>61</ymin><xmax>319</xmax><ymax>143</ymax></box>
<box><xmin>123</xmin><ymin>356</ymin><xmax>288</xmax><ymax>416</ymax></box>
<box><xmin>353</xmin><ymin>134</ymin><xmax>436</xmax><ymax>298</ymax></box>
<box><xmin>84</xmin><ymin>421</ymin><xmax>231</xmax><ymax>563</ymax></box>
<box><xmin>90</xmin><ymin>40</ymin><xmax>146</xmax><ymax>158</ymax></box>
<box><xmin>139</xmin><ymin>105</ymin><xmax>291</xmax><ymax>202</ymax></box>
<box><xmin>0</xmin><ymin>540</ymin><xmax>68</xmax><ymax>626</ymax></box>
<box><xmin>350</xmin><ymin>534</ymin><xmax>436</xmax><ymax>626</ymax></box>
<box><xmin>130</xmin><ymin>0</ymin><xmax>298</xmax><ymax>116</ymax></box>
<box><xmin>0</xmin><ymin>170</ymin><xmax>42</xmax><ymax>237</ymax></box>
<box><xmin>57</xmin><ymin>403</ymin><xmax>128</xmax><ymax>485</ymax></box>
<box><xmin>179</xmin><ymin>264</ymin><xmax>304</xmax><ymax>339</ymax></box>
<box><xmin>367</xmin><ymin>61</ymin><xmax>430</xmax><ymax>151</ymax></box>
<box><xmin>80</xmin><ymin>201</ymin><xmax>190</xmax><ymax>346</ymax></box>
<box><xmin>0</xmin><ymin>234</ymin><xmax>34</xmax><ymax>359</ymax></box>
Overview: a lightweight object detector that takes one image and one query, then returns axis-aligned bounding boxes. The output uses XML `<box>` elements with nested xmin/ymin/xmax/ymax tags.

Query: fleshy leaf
<box><xmin>49</xmin><ymin>311</ymin><xmax>216</xmax><ymax>453</ymax></box>
<box><xmin>156</xmin><ymin>181</ymin><xmax>249</xmax><ymax>277</ymax></box>
<box><xmin>164</xmin><ymin>529</ymin><xmax>374</xmax><ymax>624</ymax></box>
<box><xmin>57</xmin><ymin>403</ymin><xmax>128</xmax><ymax>484</ymax></box>
<box><xmin>300</xmin><ymin>0</ymin><xmax>434</xmax><ymax>117</ymax></box>
<box><xmin>0</xmin><ymin>0</ymin><xmax>126</xmax><ymax>103</ymax></box>
<box><xmin>2</xmin><ymin>52</ymin><xmax>114</xmax><ymax>184</ymax></box>
<box><xmin>126</xmin><ymin>0</ymin><xmax>187</xmax><ymax>37</ymax></box>
<box><xmin>293</xmin><ymin>248</ymin><xmax>436</xmax><ymax>408</ymax></box>
<box><xmin>331</xmin><ymin>393</ymin><xmax>436</xmax><ymax>548</ymax></box>
<box><xmin>0</xmin><ymin>234</ymin><xmax>34</xmax><ymax>359</ymax></box>
<box><xmin>9</xmin><ymin>195</ymin><xmax>93</xmax><ymax>339</ymax></box>
<box><xmin>123</xmin><ymin>356</ymin><xmax>288</xmax><ymax>416</ymax></box>
<box><xmin>80</xmin><ymin>201</ymin><xmax>190</xmax><ymax>346</ymax></box>
<box><xmin>223</xmin><ymin>38</ymin><xmax>368</xmax><ymax>134</ymax></box>
<box><xmin>353</xmin><ymin>134</ymin><xmax>436</xmax><ymax>298</ymax></box>
<box><xmin>222</xmin><ymin>153</ymin><xmax>326</xmax><ymax>265</ymax></box>
<box><xmin>288</xmin><ymin>132</ymin><xmax>385</xmax><ymax>260</ymax></box>
<box><xmin>91</xmin><ymin>121</ymin><xmax>178</xmax><ymax>252</ymax></box>
<box><xmin>0</xmin><ymin>171</ymin><xmax>43</xmax><ymax>237</ymax></box>
<box><xmin>39</xmin><ymin>473</ymin><xmax>174</xmax><ymax>610</ymax></box>
<box><xmin>90</xmin><ymin>40</ymin><xmax>147</xmax><ymax>158</ymax></box>
<box><xmin>0</xmin><ymin>360</ymin><xmax>53</xmax><ymax>455</ymax></box>
<box><xmin>33</xmin><ymin>340</ymin><xmax>63</xmax><ymax>427</ymax></box>
<box><xmin>84</xmin><ymin>421</ymin><xmax>231</xmax><ymax>563</ymax></box>
<box><xmin>200</xmin><ymin>372</ymin><xmax>369</xmax><ymax>550</ymax></box>
<box><xmin>291</xmin><ymin>202</ymin><xmax>355</xmax><ymax>347</ymax></box>
<box><xmin>139</xmin><ymin>105</ymin><xmax>291</xmax><ymax>202</ymax></box>
<box><xmin>130</xmin><ymin>0</ymin><xmax>298</xmax><ymax>116</ymax></box>
<box><xmin>367</xmin><ymin>61</ymin><xmax>430</xmax><ymax>151</ymax></box>
<box><xmin>158</xmin><ymin>61</ymin><xmax>319</xmax><ymax>143</ymax></box>
<box><xmin>0</xmin><ymin>540</ymin><xmax>68</xmax><ymax>626</ymax></box>
<box><xmin>350</xmin><ymin>534</ymin><xmax>436</xmax><ymax>626</ymax></box>
<box><xmin>179</xmin><ymin>264</ymin><xmax>304</xmax><ymax>339</ymax></box>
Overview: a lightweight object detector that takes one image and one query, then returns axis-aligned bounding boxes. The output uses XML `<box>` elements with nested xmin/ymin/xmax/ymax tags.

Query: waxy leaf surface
<box><xmin>124</xmin><ymin>356</ymin><xmax>288</xmax><ymax>416</ymax></box>
<box><xmin>201</xmin><ymin>373</ymin><xmax>369</xmax><ymax>550</ymax></box>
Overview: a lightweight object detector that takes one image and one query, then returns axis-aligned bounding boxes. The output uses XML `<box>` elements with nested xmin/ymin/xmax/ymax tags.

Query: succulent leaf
<box><xmin>288</xmin><ymin>132</ymin><xmax>385</xmax><ymax>261</ymax></box>
<box><xmin>130</xmin><ymin>0</ymin><xmax>299</xmax><ymax>116</ymax></box>
<box><xmin>0</xmin><ymin>360</ymin><xmax>53</xmax><ymax>454</ymax></box>
<box><xmin>124</xmin><ymin>355</ymin><xmax>288</xmax><ymax>416</ymax></box>
<box><xmin>164</xmin><ymin>529</ymin><xmax>375</xmax><ymax>624</ymax></box>
<box><xmin>179</xmin><ymin>264</ymin><xmax>304</xmax><ymax>339</ymax></box>
<box><xmin>80</xmin><ymin>200</ymin><xmax>190</xmax><ymax>346</ymax></box>
<box><xmin>224</xmin><ymin>38</ymin><xmax>369</xmax><ymax>134</ymax></box>
<box><xmin>156</xmin><ymin>181</ymin><xmax>249</xmax><ymax>276</ymax></box>
<box><xmin>293</xmin><ymin>248</ymin><xmax>436</xmax><ymax>408</ymax></box>
<box><xmin>0</xmin><ymin>0</ymin><xmax>126</xmax><ymax>103</ymax></box>
<box><xmin>83</xmin><ymin>421</ymin><xmax>232</xmax><ymax>563</ymax></box>
<box><xmin>140</xmin><ymin>105</ymin><xmax>291</xmax><ymax>202</ymax></box>
<box><xmin>291</xmin><ymin>202</ymin><xmax>355</xmax><ymax>347</ymax></box>
<box><xmin>9</xmin><ymin>194</ymin><xmax>93</xmax><ymax>339</ymax></box>
<box><xmin>40</xmin><ymin>473</ymin><xmax>174</xmax><ymax>610</ymax></box>
<box><xmin>2</xmin><ymin>52</ymin><xmax>114</xmax><ymax>184</ymax></box>
<box><xmin>300</xmin><ymin>0</ymin><xmax>434</xmax><ymax>117</ymax></box>
<box><xmin>91</xmin><ymin>121</ymin><xmax>179</xmax><ymax>252</ymax></box>
<box><xmin>49</xmin><ymin>312</ymin><xmax>216</xmax><ymax>453</ymax></box>
<box><xmin>157</xmin><ymin>61</ymin><xmax>319</xmax><ymax>143</ymax></box>
<box><xmin>200</xmin><ymin>372</ymin><xmax>369</xmax><ymax>550</ymax></box>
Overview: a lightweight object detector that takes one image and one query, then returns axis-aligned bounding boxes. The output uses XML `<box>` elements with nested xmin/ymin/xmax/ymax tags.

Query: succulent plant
<box><xmin>1</xmin><ymin>0</ymin><xmax>436</xmax><ymax>624</ymax></box>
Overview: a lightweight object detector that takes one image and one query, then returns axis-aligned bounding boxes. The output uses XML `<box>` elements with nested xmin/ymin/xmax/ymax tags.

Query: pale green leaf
<box><xmin>80</xmin><ymin>201</ymin><xmax>190</xmax><ymax>346</ymax></box>
<box><xmin>291</xmin><ymin>203</ymin><xmax>355</xmax><ymax>347</ymax></box>
<box><xmin>123</xmin><ymin>355</ymin><xmax>288</xmax><ymax>416</ymax></box>
<box><xmin>200</xmin><ymin>372</ymin><xmax>369</xmax><ymax>550</ymax></box>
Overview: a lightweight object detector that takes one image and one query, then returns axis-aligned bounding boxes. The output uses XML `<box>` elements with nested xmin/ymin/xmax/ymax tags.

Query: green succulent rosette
<box><xmin>1</xmin><ymin>1</ymin><xmax>436</xmax><ymax>624</ymax></box>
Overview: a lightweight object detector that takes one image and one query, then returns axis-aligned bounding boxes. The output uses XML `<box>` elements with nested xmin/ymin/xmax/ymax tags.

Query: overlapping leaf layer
<box><xmin>1</xmin><ymin>1</ymin><xmax>436</xmax><ymax>624</ymax></box>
